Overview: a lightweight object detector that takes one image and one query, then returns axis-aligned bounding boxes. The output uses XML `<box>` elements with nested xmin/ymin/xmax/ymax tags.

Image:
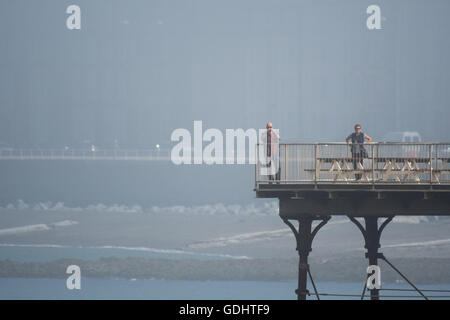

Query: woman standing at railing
<box><xmin>346</xmin><ymin>124</ymin><xmax>372</xmax><ymax>181</ymax></box>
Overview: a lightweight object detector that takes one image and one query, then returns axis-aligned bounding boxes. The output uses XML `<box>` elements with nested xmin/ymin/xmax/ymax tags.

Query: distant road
<box><xmin>0</xmin><ymin>149</ymin><xmax>171</xmax><ymax>161</ymax></box>
<box><xmin>0</xmin><ymin>148</ymin><xmax>250</xmax><ymax>163</ymax></box>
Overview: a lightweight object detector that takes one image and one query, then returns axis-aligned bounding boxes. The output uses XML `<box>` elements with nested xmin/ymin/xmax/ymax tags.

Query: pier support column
<box><xmin>348</xmin><ymin>216</ymin><xmax>394</xmax><ymax>300</ymax></box>
<box><xmin>282</xmin><ymin>216</ymin><xmax>330</xmax><ymax>300</ymax></box>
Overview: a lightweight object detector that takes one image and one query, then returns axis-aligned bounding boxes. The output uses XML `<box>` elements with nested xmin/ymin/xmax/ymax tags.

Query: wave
<box><xmin>186</xmin><ymin>228</ymin><xmax>290</xmax><ymax>249</ymax></box>
<box><xmin>150</xmin><ymin>202</ymin><xmax>279</xmax><ymax>216</ymax></box>
<box><xmin>92</xmin><ymin>245</ymin><xmax>250</xmax><ymax>259</ymax></box>
<box><xmin>393</xmin><ymin>216</ymin><xmax>429</xmax><ymax>224</ymax></box>
<box><xmin>185</xmin><ymin>216</ymin><xmax>433</xmax><ymax>250</ymax></box>
<box><xmin>1</xmin><ymin>200</ymin><xmax>439</xmax><ymax>223</ymax></box>
<box><xmin>382</xmin><ymin>238</ymin><xmax>450</xmax><ymax>249</ymax></box>
<box><xmin>0</xmin><ymin>243</ymin><xmax>250</xmax><ymax>260</ymax></box>
<box><xmin>1</xmin><ymin>200</ymin><xmax>144</xmax><ymax>214</ymax></box>
<box><xmin>186</xmin><ymin>219</ymin><xmax>350</xmax><ymax>249</ymax></box>
<box><xmin>0</xmin><ymin>220</ymin><xmax>78</xmax><ymax>236</ymax></box>
<box><xmin>0</xmin><ymin>199</ymin><xmax>279</xmax><ymax>216</ymax></box>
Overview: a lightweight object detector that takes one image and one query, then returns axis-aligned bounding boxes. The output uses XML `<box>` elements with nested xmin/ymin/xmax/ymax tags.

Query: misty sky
<box><xmin>1</xmin><ymin>0</ymin><xmax>449</xmax><ymax>148</ymax></box>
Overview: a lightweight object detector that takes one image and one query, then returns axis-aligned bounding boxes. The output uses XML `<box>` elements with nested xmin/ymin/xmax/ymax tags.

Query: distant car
<box><xmin>379</xmin><ymin>131</ymin><xmax>424</xmax><ymax>158</ymax></box>
<box><xmin>380</xmin><ymin>131</ymin><xmax>422</xmax><ymax>143</ymax></box>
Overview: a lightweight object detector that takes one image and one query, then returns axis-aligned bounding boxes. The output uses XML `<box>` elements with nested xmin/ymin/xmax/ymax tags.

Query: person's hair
<box><xmin>354</xmin><ymin>124</ymin><xmax>361</xmax><ymax>129</ymax></box>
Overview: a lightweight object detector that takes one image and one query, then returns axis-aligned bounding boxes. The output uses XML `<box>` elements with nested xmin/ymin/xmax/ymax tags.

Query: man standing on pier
<box><xmin>261</xmin><ymin>122</ymin><xmax>281</xmax><ymax>183</ymax></box>
<box><xmin>346</xmin><ymin>124</ymin><xmax>372</xmax><ymax>180</ymax></box>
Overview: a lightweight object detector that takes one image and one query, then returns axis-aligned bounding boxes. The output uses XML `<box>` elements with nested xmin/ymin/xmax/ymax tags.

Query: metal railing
<box><xmin>255</xmin><ymin>142</ymin><xmax>450</xmax><ymax>185</ymax></box>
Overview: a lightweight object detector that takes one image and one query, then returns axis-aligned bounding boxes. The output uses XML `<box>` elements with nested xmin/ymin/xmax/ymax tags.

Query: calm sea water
<box><xmin>1</xmin><ymin>278</ymin><xmax>449</xmax><ymax>300</ymax></box>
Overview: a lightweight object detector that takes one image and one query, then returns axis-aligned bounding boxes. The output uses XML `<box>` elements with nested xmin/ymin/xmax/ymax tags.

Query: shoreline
<box><xmin>1</xmin><ymin>256</ymin><xmax>449</xmax><ymax>284</ymax></box>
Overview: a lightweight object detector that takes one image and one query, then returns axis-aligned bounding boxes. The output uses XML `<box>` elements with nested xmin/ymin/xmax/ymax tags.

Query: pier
<box><xmin>255</xmin><ymin>142</ymin><xmax>450</xmax><ymax>300</ymax></box>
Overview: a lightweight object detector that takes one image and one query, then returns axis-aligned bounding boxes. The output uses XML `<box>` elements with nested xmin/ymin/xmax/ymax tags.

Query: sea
<box><xmin>2</xmin><ymin>278</ymin><xmax>450</xmax><ymax>300</ymax></box>
<box><xmin>1</xmin><ymin>160</ymin><xmax>449</xmax><ymax>300</ymax></box>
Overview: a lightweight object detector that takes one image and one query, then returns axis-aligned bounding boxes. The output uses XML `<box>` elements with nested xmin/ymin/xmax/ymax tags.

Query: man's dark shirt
<box><xmin>350</xmin><ymin>132</ymin><xmax>365</xmax><ymax>154</ymax></box>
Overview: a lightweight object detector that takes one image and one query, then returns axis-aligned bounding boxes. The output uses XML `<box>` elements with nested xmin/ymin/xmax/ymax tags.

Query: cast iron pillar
<box><xmin>282</xmin><ymin>216</ymin><xmax>330</xmax><ymax>300</ymax></box>
<box><xmin>348</xmin><ymin>216</ymin><xmax>394</xmax><ymax>300</ymax></box>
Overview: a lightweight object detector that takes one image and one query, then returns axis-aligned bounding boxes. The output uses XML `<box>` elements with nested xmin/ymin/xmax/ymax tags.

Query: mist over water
<box><xmin>0</xmin><ymin>160</ymin><xmax>256</xmax><ymax>207</ymax></box>
<box><xmin>1</xmin><ymin>0</ymin><xmax>450</xmax><ymax>299</ymax></box>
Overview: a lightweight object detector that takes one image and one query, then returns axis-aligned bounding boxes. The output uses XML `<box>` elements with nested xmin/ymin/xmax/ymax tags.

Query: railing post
<box><xmin>434</xmin><ymin>144</ymin><xmax>439</xmax><ymax>178</ymax></box>
<box><xmin>372</xmin><ymin>144</ymin><xmax>375</xmax><ymax>185</ymax></box>
<box><xmin>430</xmin><ymin>144</ymin><xmax>433</xmax><ymax>185</ymax></box>
<box><xmin>314</xmin><ymin>144</ymin><xmax>319</xmax><ymax>184</ymax></box>
<box><xmin>285</xmin><ymin>144</ymin><xmax>288</xmax><ymax>183</ymax></box>
<box><xmin>255</xmin><ymin>143</ymin><xmax>258</xmax><ymax>189</ymax></box>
